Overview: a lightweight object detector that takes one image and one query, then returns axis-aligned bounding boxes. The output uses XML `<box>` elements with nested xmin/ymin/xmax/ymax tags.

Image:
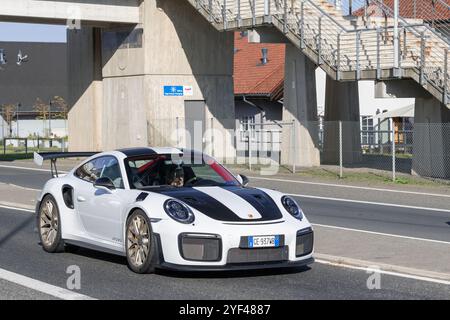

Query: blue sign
<box><xmin>163</xmin><ymin>86</ymin><xmax>184</xmax><ymax>96</ymax></box>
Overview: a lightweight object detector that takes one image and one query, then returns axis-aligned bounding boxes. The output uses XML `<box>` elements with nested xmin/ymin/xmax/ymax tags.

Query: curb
<box><xmin>315</xmin><ymin>253</ymin><xmax>450</xmax><ymax>283</ymax></box>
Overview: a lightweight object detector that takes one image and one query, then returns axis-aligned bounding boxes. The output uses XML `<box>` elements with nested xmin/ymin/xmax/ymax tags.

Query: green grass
<box><xmin>0</xmin><ymin>153</ymin><xmax>34</xmax><ymax>161</ymax></box>
<box><xmin>227</xmin><ymin>164</ymin><xmax>450</xmax><ymax>188</ymax></box>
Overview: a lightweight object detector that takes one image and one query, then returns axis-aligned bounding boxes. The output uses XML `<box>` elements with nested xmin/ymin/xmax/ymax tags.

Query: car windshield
<box><xmin>125</xmin><ymin>151</ymin><xmax>240</xmax><ymax>189</ymax></box>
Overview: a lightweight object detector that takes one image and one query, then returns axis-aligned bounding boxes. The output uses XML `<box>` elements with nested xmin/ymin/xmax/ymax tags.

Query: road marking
<box><xmin>249</xmin><ymin>175</ymin><xmax>450</xmax><ymax>198</ymax></box>
<box><xmin>0</xmin><ymin>182</ymin><xmax>41</xmax><ymax>192</ymax></box>
<box><xmin>0</xmin><ymin>164</ymin><xmax>69</xmax><ymax>174</ymax></box>
<box><xmin>312</xmin><ymin>223</ymin><xmax>450</xmax><ymax>245</ymax></box>
<box><xmin>0</xmin><ymin>204</ymin><xmax>34</xmax><ymax>213</ymax></box>
<box><xmin>0</xmin><ymin>267</ymin><xmax>96</xmax><ymax>300</ymax></box>
<box><xmin>315</xmin><ymin>259</ymin><xmax>450</xmax><ymax>286</ymax></box>
<box><xmin>289</xmin><ymin>193</ymin><xmax>450</xmax><ymax>213</ymax></box>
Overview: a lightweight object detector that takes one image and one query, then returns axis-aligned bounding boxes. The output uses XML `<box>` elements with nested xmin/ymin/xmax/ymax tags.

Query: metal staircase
<box><xmin>186</xmin><ymin>0</ymin><xmax>450</xmax><ymax>107</ymax></box>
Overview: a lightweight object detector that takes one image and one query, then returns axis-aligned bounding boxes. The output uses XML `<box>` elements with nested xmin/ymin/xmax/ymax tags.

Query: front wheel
<box><xmin>125</xmin><ymin>210</ymin><xmax>156</xmax><ymax>274</ymax></box>
<box><xmin>38</xmin><ymin>195</ymin><xmax>65</xmax><ymax>253</ymax></box>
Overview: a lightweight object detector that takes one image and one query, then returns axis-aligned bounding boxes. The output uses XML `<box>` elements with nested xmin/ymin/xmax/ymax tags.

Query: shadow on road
<box><xmin>157</xmin><ymin>265</ymin><xmax>312</xmax><ymax>279</ymax></box>
<box><xmin>68</xmin><ymin>247</ymin><xmax>128</xmax><ymax>266</ymax></box>
<box><xmin>63</xmin><ymin>246</ymin><xmax>312</xmax><ymax>279</ymax></box>
<box><xmin>0</xmin><ymin>215</ymin><xmax>35</xmax><ymax>248</ymax></box>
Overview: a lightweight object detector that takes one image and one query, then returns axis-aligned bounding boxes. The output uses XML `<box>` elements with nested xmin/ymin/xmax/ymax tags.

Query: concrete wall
<box><xmin>67</xmin><ymin>0</ymin><xmax>236</xmax><ymax>156</ymax></box>
<box><xmin>323</xmin><ymin>76</ymin><xmax>362</xmax><ymax>164</ymax></box>
<box><xmin>0</xmin><ymin>41</ymin><xmax>68</xmax><ymax>107</ymax></box>
<box><xmin>67</xmin><ymin>27</ymin><xmax>103</xmax><ymax>151</ymax></box>
<box><xmin>281</xmin><ymin>45</ymin><xmax>320</xmax><ymax>167</ymax></box>
<box><xmin>0</xmin><ymin>0</ymin><xmax>140</xmax><ymax>25</ymax></box>
<box><xmin>412</xmin><ymin>97</ymin><xmax>450</xmax><ymax>179</ymax></box>
<box><xmin>143</xmin><ymin>0</ymin><xmax>235</xmax><ymax>159</ymax></box>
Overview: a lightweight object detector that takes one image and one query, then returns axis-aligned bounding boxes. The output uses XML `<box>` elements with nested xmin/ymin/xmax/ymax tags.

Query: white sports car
<box><xmin>34</xmin><ymin>148</ymin><xmax>314</xmax><ymax>274</ymax></box>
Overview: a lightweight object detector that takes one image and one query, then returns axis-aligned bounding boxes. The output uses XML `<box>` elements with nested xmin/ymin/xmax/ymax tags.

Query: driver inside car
<box><xmin>167</xmin><ymin>166</ymin><xmax>185</xmax><ymax>187</ymax></box>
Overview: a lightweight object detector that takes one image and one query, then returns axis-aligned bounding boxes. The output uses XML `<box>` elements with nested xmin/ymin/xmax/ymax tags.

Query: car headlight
<box><xmin>164</xmin><ymin>199</ymin><xmax>195</xmax><ymax>224</ymax></box>
<box><xmin>281</xmin><ymin>196</ymin><xmax>303</xmax><ymax>220</ymax></box>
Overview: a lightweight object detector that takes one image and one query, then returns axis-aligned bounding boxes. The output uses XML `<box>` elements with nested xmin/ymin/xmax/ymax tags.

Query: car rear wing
<box><xmin>34</xmin><ymin>152</ymin><xmax>99</xmax><ymax>177</ymax></box>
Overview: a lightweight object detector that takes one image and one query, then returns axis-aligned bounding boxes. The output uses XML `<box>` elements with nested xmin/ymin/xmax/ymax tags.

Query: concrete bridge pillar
<box><xmin>67</xmin><ymin>0</ymin><xmax>235</xmax><ymax>155</ymax></box>
<box><xmin>143</xmin><ymin>0</ymin><xmax>235</xmax><ymax>160</ymax></box>
<box><xmin>412</xmin><ymin>97</ymin><xmax>450</xmax><ymax>179</ymax></box>
<box><xmin>281</xmin><ymin>45</ymin><xmax>320</xmax><ymax>167</ymax></box>
<box><xmin>322</xmin><ymin>76</ymin><xmax>362</xmax><ymax>164</ymax></box>
<box><xmin>67</xmin><ymin>27</ymin><xmax>104</xmax><ymax>152</ymax></box>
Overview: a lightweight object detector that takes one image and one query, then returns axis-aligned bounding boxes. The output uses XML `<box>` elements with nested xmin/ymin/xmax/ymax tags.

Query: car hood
<box><xmin>146</xmin><ymin>186</ymin><xmax>283</xmax><ymax>222</ymax></box>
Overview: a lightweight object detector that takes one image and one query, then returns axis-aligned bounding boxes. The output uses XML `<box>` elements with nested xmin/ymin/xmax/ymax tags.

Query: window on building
<box><xmin>361</xmin><ymin>116</ymin><xmax>375</xmax><ymax>145</ymax></box>
<box><xmin>239</xmin><ymin>116</ymin><xmax>256</xmax><ymax>141</ymax></box>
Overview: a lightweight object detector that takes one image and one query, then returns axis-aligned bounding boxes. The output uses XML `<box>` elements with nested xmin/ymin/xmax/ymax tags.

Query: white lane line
<box><xmin>0</xmin><ymin>182</ymin><xmax>41</xmax><ymax>192</ymax></box>
<box><xmin>289</xmin><ymin>193</ymin><xmax>450</xmax><ymax>213</ymax></box>
<box><xmin>0</xmin><ymin>164</ymin><xmax>69</xmax><ymax>174</ymax></box>
<box><xmin>312</xmin><ymin>223</ymin><xmax>450</xmax><ymax>245</ymax></box>
<box><xmin>0</xmin><ymin>267</ymin><xmax>96</xmax><ymax>300</ymax></box>
<box><xmin>249</xmin><ymin>175</ymin><xmax>450</xmax><ymax>198</ymax></box>
<box><xmin>315</xmin><ymin>259</ymin><xmax>450</xmax><ymax>286</ymax></box>
<box><xmin>0</xmin><ymin>204</ymin><xmax>34</xmax><ymax>213</ymax></box>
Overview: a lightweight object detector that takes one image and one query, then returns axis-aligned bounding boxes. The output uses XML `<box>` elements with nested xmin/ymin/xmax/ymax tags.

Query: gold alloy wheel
<box><xmin>127</xmin><ymin>215</ymin><xmax>150</xmax><ymax>267</ymax></box>
<box><xmin>40</xmin><ymin>200</ymin><xmax>58</xmax><ymax>247</ymax></box>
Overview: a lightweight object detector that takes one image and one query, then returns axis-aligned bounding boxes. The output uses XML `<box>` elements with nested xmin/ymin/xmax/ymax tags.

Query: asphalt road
<box><xmin>1</xmin><ymin>165</ymin><xmax>449</xmax><ymax>242</ymax></box>
<box><xmin>0</xmin><ymin>207</ymin><xmax>449</xmax><ymax>300</ymax></box>
<box><xmin>1</xmin><ymin>163</ymin><xmax>450</xmax><ymax>299</ymax></box>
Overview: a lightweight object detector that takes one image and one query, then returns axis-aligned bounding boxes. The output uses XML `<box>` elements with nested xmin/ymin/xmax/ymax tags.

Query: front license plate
<box><xmin>248</xmin><ymin>235</ymin><xmax>280</xmax><ymax>248</ymax></box>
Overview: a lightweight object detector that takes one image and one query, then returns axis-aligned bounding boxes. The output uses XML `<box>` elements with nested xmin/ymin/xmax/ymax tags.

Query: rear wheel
<box><xmin>125</xmin><ymin>210</ymin><xmax>156</xmax><ymax>274</ymax></box>
<box><xmin>38</xmin><ymin>195</ymin><xmax>65</xmax><ymax>253</ymax></box>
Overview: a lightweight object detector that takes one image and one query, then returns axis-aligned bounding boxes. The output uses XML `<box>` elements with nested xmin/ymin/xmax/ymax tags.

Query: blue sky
<box><xmin>0</xmin><ymin>22</ymin><xmax>66</xmax><ymax>43</ymax></box>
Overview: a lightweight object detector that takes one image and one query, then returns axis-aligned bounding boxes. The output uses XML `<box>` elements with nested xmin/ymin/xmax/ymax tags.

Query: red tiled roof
<box><xmin>354</xmin><ymin>0</ymin><xmax>450</xmax><ymax>20</ymax></box>
<box><xmin>234</xmin><ymin>32</ymin><xmax>285</xmax><ymax>100</ymax></box>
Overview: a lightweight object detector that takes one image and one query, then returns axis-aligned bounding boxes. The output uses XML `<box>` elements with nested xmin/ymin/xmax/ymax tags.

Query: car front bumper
<box><xmin>151</xmin><ymin>218</ymin><xmax>314</xmax><ymax>271</ymax></box>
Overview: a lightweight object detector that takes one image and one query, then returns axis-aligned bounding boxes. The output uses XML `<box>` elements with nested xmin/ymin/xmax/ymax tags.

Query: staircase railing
<box><xmin>189</xmin><ymin>0</ymin><xmax>450</xmax><ymax>105</ymax></box>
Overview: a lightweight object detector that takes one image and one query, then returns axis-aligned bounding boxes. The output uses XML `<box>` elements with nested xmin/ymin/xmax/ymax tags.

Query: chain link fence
<box><xmin>1</xmin><ymin>137</ymin><xmax>67</xmax><ymax>156</ymax></box>
<box><xmin>147</xmin><ymin>118</ymin><xmax>450</xmax><ymax>182</ymax></box>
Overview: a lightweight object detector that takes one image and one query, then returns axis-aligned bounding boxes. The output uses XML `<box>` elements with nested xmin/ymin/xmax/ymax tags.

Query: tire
<box><xmin>125</xmin><ymin>210</ymin><xmax>156</xmax><ymax>274</ymax></box>
<box><xmin>38</xmin><ymin>195</ymin><xmax>65</xmax><ymax>253</ymax></box>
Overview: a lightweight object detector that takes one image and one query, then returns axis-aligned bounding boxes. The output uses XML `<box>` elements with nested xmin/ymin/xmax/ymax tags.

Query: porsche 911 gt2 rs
<box><xmin>34</xmin><ymin>148</ymin><xmax>314</xmax><ymax>274</ymax></box>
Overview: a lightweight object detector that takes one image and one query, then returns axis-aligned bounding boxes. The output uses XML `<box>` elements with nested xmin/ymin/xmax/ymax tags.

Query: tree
<box><xmin>51</xmin><ymin>96</ymin><xmax>69</xmax><ymax>121</ymax></box>
<box><xmin>1</xmin><ymin>104</ymin><xmax>15</xmax><ymax>137</ymax></box>
<box><xmin>52</xmin><ymin>96</ymin><xmax>69</xmax><ymax>133</ymax></box>
<box><xmin>34</xmin><ymin>98</ymin><xmax>50</xmax><ymax>137</ymax></box>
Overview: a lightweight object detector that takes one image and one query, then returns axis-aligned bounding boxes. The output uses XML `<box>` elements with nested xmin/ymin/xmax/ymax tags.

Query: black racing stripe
<box><xmin>221</xmin><ymin>186</ymin><xmax>283</xmax><ymax>221</ymax></box>
<box><xmin>144</xmin><ymin>187</ymin><xmax>246</xmax><ymax>222</ymax></box>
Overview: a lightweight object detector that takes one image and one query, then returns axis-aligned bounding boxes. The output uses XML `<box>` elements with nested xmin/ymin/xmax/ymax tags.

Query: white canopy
<box><xmin>372</xmin><ymin>104</ymin><xmax>414</xmax><ymax>119</ymax></box>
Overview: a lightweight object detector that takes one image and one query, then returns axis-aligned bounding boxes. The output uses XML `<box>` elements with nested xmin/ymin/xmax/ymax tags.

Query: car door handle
<box><xmin>77</xmin><ymin>196</ymin><xmax>86</xmax><ymax>203</ymax></box>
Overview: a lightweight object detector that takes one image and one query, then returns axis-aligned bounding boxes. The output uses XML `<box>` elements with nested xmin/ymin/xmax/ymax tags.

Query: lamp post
<box><xmin>16</xmin><ymin>103</ymin><xmax>21</xmax><ymax>137</ymax></box>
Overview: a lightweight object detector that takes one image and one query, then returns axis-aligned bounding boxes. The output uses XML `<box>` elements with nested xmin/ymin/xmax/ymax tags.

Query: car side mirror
<box><xmin>237</xmin><ymin>174</ymin><xmax>249</xmax><ymax>187</ymax></box>
<box><xmin>94</xmin><ymin>177</ymin><xmax>116</xmax><ymax>192</ymax></box>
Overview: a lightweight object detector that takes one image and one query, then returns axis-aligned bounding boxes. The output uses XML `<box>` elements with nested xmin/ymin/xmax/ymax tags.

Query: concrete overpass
<box><xmin>0</xmin><ymin>0</ymin><xmax>140</xmax><ymax>25</ymax></box>
<box><xmin>0</xmin><ymin>0</ymin><xmax>449</xmax><ymax>178</ymax></box>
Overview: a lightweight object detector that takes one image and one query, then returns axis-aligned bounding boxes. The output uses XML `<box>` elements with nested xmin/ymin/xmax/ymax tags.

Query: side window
<box><xmin>75</xmin><ymin>156</ymin><xmax>124</xmax><ymax>189</ymax></box>
<box><xmin>75</xmin><ymin>159</ymin><xmax>99</xmax><ymax>183</ymax></box>
<box><xmin>98</xmin><ymin>157</ymin><xmax>124</xmax><ymax>189</ymax></box>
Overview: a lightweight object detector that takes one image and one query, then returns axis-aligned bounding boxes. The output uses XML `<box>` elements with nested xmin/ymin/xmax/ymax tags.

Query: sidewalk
<box><xmin>314</xmin><ymin>225</ymin><xmax>450</xmax><ymax>281</ymax></box>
